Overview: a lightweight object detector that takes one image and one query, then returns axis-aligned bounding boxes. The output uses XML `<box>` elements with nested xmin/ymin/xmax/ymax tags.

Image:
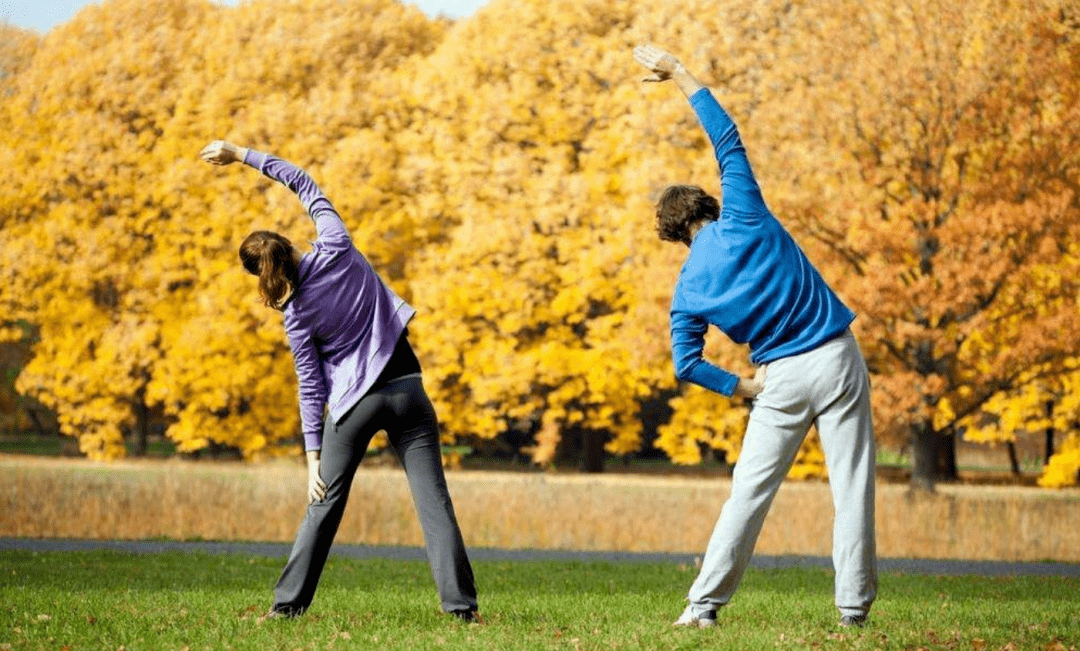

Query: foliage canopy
<box><xmin>1</xmin><ymin>0</ymin><xmax>1078</xmax><ymax>486</ymax></box>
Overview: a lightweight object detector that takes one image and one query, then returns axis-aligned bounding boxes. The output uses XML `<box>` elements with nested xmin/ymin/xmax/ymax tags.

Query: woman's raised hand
<box><xmin>199</xmin><ymin>140</ymin><xmax>246</xmax><ymax>166</ymax></box>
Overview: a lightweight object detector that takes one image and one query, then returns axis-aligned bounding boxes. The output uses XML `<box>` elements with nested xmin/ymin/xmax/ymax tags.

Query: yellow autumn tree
<box><xmin>0</xmin><ymin>0</ymin><xmax>445</xmax><ymax>458</ymax></box>
<box><xmin>3</xmin><ymin>0</ymin><xmax>1079</xmax><ymax>490</ymax></box>
<box><xmin>381</xmin><ymin>0</ymin><xmax>669</xmax><ymax>470</ymax></box>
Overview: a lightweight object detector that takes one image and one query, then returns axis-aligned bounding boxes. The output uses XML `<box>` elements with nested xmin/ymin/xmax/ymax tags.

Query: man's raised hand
<box><xmin>633</xmin><ymin>44</ymin><xmax>683</xmax><ymax>83</ymax></box>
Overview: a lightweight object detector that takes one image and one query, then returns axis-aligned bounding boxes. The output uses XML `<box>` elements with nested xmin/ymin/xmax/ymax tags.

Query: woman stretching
<box><xmin>199</xmin><ymin>140</ymin><xmax>480</xmax><ymax>623</ymax></box>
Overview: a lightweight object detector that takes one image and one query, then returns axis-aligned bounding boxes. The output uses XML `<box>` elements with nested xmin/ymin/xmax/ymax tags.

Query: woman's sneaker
<box><xmin>450</xmin><ymin>610</ymin><xmax>485</xmax><ymax>624</ymax></box>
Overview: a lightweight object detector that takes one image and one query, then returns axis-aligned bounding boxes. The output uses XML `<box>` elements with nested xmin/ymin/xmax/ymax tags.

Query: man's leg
<box><xmin>686</xmin><ymin>359</ymin><xmax>813</xmax><ymax>617</ymax></box>
<box><xmin>813</xmin><ymin>334</ymin><xmax>877</xmax><ymax>620</ymax></box>
<box><xmin>271</xmin><ymin>394</ymin><xmax>384</xmax><ymax>615</ymax></box>
<box><xmin>386</xmin><ymin>377</ymin><xmax>478</xmax><ymax>615</ymax></box>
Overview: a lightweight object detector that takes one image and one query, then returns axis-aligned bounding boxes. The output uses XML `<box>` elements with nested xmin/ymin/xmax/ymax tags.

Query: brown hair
<box><xmin>238</xmin><ymin>231</ymin><xmax>299</xmax><ymax>311</ymax></box>
<box><xmin>655</xmin><ymin>185</ymin><xmax>719</xmax><ymax>245</ymax></box>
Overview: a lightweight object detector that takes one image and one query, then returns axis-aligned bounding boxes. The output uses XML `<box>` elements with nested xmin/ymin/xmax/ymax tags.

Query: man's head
<box><xmin>655</xmin><ymin>185</ymin><xmax>719</xmax><ymax>246</ymax></box>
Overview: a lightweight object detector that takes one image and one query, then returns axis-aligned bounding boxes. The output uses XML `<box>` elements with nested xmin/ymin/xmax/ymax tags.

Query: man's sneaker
<box><xmin>673</xmin><ymin>603</ymin><xmax>716</xmax><ymax>629</ymax></box>
<box><xmin>450</xmin><ymin>609</ymin><xmax>485</xmax><ymax>624</ymax></box>
<box><xmin>838</xmin><ymin>614</ymin><xmax>867</xmax><ymax>628</ymax></box>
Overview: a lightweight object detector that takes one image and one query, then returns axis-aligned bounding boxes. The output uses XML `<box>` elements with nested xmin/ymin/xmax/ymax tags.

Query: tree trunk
<box><xmin>910</xmin><ymin>422</ymin><xmax>938</xmax><ymax>491</ymax></box>
<box><xmin>910</xmin><ymin>422</ymin><xmax>958</xmax><ymax>491</ymax></box>
<box><xmin>936</xmin><ymin>427</ymin><xmax>958</xmax><ymax>479</ymax></box>
<box><xmin>26</xmin><ymin>405</ymin><xmax>49</xmax><ymax>437</ymax></box>
<box><xmin>1006</xmin><ymin>441</ymin><xmax>1022</xmax><ymax>476</ymax></box>
<box><xmin>1045</xmin><ymin>401</ymin><xmax>1055</xmax><ymax>465</ymax></box>
<box><xmin>130</xmin><ymin>398</ymin><xmax>149</xmax><ymax>457</ymax></box>
<box><xmin>582</xmin><ymin>430</ymin><xmax>605</xmax><ymax>474</ymax></box>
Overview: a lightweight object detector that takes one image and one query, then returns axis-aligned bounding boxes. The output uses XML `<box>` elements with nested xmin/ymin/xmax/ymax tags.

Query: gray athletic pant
<box><xmin>687</xmin><ymin>330</ymin><xmax>877</xmax><ymax>619</ymax></box>
<box><xmin>272</xmin><ymin>375</ymin><xmax>478</xmax><ymax>616</ymax></box>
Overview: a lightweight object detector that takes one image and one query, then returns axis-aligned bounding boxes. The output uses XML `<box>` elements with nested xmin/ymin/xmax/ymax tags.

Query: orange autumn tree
<box><xmin>748</xmin><ymin>0</ymin><xmax>1080</xmax><ymax>488</ymax></box>
<box><xmin>629</xmin><ymin>0</ymin><xmax>1080</xmax><ymax>485</ymax></box>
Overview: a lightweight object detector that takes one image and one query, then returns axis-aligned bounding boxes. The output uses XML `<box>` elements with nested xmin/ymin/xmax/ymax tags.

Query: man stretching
<box><xmin>633</xmin><ymin>44</ymin><xmax>877</xmax><ymax>629</ymax></box>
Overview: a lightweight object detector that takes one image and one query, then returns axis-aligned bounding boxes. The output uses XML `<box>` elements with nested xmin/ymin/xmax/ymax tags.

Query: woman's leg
<box><xmin>385</xmin><ymin>377</ymin><xmax>478</xmax><ymax>614</ymax></box>
<box><xmin>271</xmin><ymin>393</ymin><xmax>386</xmax><ymax>615</ymax></box>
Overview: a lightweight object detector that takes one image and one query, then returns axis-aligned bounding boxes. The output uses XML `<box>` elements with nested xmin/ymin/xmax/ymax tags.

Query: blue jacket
<box><xmin>670</xmin><ymin>89</ymin><xmax>855</xmax><ymax>396</ymax></box>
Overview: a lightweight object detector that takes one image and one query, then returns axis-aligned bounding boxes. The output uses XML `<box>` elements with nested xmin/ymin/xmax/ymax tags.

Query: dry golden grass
<box><xmin>2</xmin><ymin>455</ymin><xmax>1078</xmax><ymax>561</ymax></box>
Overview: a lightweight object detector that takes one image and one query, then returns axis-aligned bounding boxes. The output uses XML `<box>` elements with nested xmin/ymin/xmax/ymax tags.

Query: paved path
<box><xmin>3</xmin><ymin>538</ymin><xmax>1079</xmax><ymax>577</ymax></box>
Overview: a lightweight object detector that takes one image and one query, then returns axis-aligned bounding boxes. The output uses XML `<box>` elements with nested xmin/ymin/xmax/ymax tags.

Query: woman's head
<box><xmin>655</xmin><ymin>185</ymin><xmax>719</xmax><ymax>246</ymax></box>
<box><xmin>239</xmin><ymin>231</ymin><xmax>299</xmax><ymax>311</ymax></box>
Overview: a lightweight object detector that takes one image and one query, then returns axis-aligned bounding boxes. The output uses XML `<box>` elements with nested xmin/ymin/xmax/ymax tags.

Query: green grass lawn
<box><xmin>1</xmin><ymin>550</ymin><xmax>1077</xmax><ymax>651</ymax></box>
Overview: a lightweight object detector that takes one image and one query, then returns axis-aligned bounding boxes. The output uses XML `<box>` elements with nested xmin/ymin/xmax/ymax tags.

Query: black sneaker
<box><xmin>450</xmin><ymin>610</ymin><xmax>485</xmax><ymax>624</ymax></box>
<box><xmin>838</xmin><ymin>614</ymin><xmax>867</xmax><ymax>628</ymax></box>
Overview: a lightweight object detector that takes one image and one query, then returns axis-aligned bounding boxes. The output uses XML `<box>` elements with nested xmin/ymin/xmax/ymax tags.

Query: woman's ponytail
<box><xmin>239</xmin><ymin>231</ymin><xmax>300</xmax><ymax>311</ymax></box>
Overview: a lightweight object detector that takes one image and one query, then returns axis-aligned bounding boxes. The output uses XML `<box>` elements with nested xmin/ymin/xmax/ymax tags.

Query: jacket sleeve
<box><xmin>284</xmin><ymin>317</ymin><xmax>329</xmax><ymax>451</ymax></box>
<box><xmin>688</xmin><ymin>88</ymin><xmax>768</xmax><ymax>219</ymax></box>
<box><xmin>242</xmin><ymin>149</ymin><xmax>351</xmax><ymax>250</ymax></box>
<box><xmin>670</xmin><ymin>308</ymin><xmax>739</xmax><ymax>397</ymax></box>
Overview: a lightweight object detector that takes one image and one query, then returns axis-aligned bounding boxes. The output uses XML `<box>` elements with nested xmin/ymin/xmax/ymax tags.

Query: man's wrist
<box><xmin>672</xmin><ymin>66</ymin><xmax>704</xmax><ymax>96</ymax></box>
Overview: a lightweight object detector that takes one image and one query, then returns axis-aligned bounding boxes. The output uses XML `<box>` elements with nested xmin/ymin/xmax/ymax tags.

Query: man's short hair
<box><xmin>656</xmin><ymin>185</ymin><xmax>719</xmax><ymax>245</ymax></box>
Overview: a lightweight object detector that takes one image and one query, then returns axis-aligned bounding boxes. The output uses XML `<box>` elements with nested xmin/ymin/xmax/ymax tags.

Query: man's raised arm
<box><xmin>633</xmin><ymin>45</ymin><xmax>767</xmax><ymax>217</ymax></box>
<box><xmin>633</xmin><ymin>44</ymin><xmax>705</xmax><ymax>98</ymax></box>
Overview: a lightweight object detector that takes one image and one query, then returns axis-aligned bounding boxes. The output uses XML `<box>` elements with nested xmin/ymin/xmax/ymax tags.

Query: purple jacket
<box><xmin>243</xmin><ymin>150</ymin><xmax>415</xmax><ymax>451</ymax></box>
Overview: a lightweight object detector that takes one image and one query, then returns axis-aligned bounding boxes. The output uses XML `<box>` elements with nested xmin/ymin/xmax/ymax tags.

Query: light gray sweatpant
<box><xmin>687</xmin><ymin>330</ymin><xmax>877</xmax><ymax>619</ymax></box>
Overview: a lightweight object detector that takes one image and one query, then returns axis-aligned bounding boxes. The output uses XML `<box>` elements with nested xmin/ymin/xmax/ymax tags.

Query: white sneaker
<box><xmin>673</xmin><ymin>603</ymin><xmax>716</xmax><ymax>628</ymax></box>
